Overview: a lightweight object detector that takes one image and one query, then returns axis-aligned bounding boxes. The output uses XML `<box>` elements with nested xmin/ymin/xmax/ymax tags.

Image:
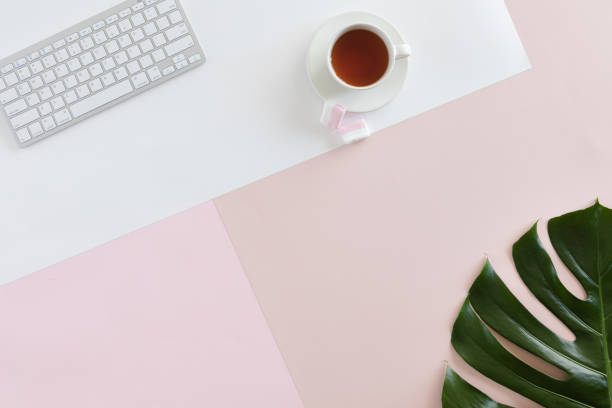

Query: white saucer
<box><xmin>307</xmin><ymin>12</ymin><xmax>409</xmax><ymax>113</ymax></box>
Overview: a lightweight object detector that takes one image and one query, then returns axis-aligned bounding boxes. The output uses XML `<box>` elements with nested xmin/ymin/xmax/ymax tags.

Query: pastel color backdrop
<box><xmin>215</xmin><ymin>0</ymin><xmax>612</xmax><ymax>406</ymax></box>
<box><xmin>0</xmin><ymin>202</ymin><xmax>302</xmax><ymax>408</ymax></box>
<box><xmin>1</xmin><ymin>1</ymin><xmax>609</xmax><ymax>408</ymax></box>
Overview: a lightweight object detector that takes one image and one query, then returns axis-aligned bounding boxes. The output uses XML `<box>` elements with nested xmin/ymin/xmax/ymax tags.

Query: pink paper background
<box><xmin>0</xmin><ymin>201</ymin><xmax>302</xmax><ymax>408</ymax></box>
<box><xmin>3</xmin><ymin>0</ymin><xmax>609</xmax><ymax>407</ymax></box>
<box><xmin>214</xmin><ymin>0</ymin><xmax>612</xmax><ymax>406</ymax></box>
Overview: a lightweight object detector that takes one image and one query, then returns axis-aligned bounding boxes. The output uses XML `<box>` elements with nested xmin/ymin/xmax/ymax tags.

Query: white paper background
<box><xmin>0</xmin><ymin>0</ymin><xmax>530</xmax><ymax>284</ymax></box>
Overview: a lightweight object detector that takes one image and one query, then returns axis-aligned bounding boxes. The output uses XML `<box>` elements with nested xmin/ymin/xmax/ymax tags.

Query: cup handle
<box><xmin>394</xmin><ymin>44</ymin><xmax>411</xmax><ymax>60</ymax></box>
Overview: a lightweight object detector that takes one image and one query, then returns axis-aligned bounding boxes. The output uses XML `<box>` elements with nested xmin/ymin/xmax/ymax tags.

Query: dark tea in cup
<box><xmin>330</xmin><ymin>29</ymin><xmax>390</xmax><ymax>88</ymax></box>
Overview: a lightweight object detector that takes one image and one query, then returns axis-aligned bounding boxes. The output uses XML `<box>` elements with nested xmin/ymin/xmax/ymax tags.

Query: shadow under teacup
<box><xmin>328</xmin><ymin>23</ymin><xmax>411</xmax><ymax>90</ymax></box>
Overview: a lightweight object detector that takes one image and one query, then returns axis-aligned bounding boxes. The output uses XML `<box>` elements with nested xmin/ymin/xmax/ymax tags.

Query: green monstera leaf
<box><xmin>443</xmin><ymin>201</ymin><xmax>612</xmax><ymax>407</ymax></box>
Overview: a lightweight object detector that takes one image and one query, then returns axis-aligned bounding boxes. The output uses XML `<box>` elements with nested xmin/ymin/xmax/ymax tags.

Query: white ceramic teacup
<box><xmin>327</xmin><ymin>23</ymin><xmax>411</xmax><ymax>90</ymax></box>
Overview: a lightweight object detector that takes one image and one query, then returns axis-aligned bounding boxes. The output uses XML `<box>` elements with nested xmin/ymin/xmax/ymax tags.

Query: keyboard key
<box><xmin>80</xmin><ymin>27</ymin><xmax>93</xmax><ymax>36</ymax></box>
<box><xmin>66</xmin><ymin>33</ymin><xmax>79</xmax><ymax>42</ymax></box>
<box><xmin>40</xmin><ymin>45</ymin><xmax>53</xmax><ymax>55</ymax></box>
<box><xmin>64</xmin><ymin>90</ymin><xmax>77</xmax><ymax>104</ymax></box>
<box><xmin>29</xmin><ymin>76</ymin><xmax>44</xmax><ymax>89</ymax></box>
<box><xmin>152</xmin><ymin>49</ymin><xmax>165</xmax><ymax>62</ymax></box>
<box><xmin>140</xmin><ymin>39</ymin><xmax>154</xmax><ymax>53</ymax></box>
<box><xmin>93</xmin><ymin>21</ymin><xmax>105</xmax><ymax>30</ymax></box>
<box><xmin>76</xmin><ymin>85</ymin><xmax>90</xmax><ymax>98</ymax></box>
<box><xmin>68</xmin><ymin>43</ymin><xmax>82</xmax><ymax>56</ymax></box>
<box><xmin>131</xmin><ymin>72</ymin><xmax>149</xmax><ymax>89</ymax></box>
<box><xmin>152</xmin><ymin>33</ymin><xmax>166</xmax><ymax>47</ymax></box>
<box><xmin>145</xmin><ymin>0</ymin><xmax>158</xmax><ymax>5</ymax></box>
<box><xmin>68</xmin><ymin>58</ymin><xmax>82</xmax><ymax>72</ymax></box>
<box><xmin>119</xmin><ymin>19</ymin><xmax>133</xmax><ymax>33</ymax></box>
<box><xmin>147</xmin><ymin>66</ymin><xmax>162</xmax><ymax>81</ymax></box>
<box><xmin>38</xmin><ymin>102</ymin><xmax>52</xmax><ymax>115</ymax></box>
<box><xmin>0</xmin><ymin>88</ymin><xmax>18</xmax><ymax>104</ymax></box>
<box><xmin>106</xmin><ymin>14</ymin><xmax>119</xmax><ymax>24</ymax></box>
<box><xmin>93</xmin><ymin>46</ymin><xmax>107</xmax><ymax>60</ymax></box>
<box><xmin>115</xmin><ymin>51</ymin><xmax>129</xmax><ymax>65</ymax></box>
<box><xmin>51</xmin><ymin>81</ymin><xmax>66</xmax><ymax>94</ymax></box>
<box><xmin>89</xmin><ymin>63</ymin><xmax>104</xmax><ymax>77</ymax></box>
<box><xmin>89</xmin><ymin>63</ymin><xmax>103</xmax><ymax>77</ymax></box>
<box><xmin>39</xmin><ymin>87</ymin><xmax>53</xmax><ymax>100</ymax></box>
<box><xmin>16</xmin><ymin>83</ymin><xmax>31</xmax><ymax>96</ymax></box>
<box><xmin>55</xmin><ymin>49</ymin><xmax>70</xmax><ymax>62</ymax></box>
<box><xmin>15</xmin><ymin>58</ymin><xmax>27</xmax><ymax>68</ymax></box>
<box><xmin>188</xmin><ymin>53</ymin><xmax>202</xmax><ymax>63</ymax></box>
<box><xmin>89</xmin><ymin>78</ymin><xmax>103</xmax><ymax>93</ymax></box>
<box><xmin>119</xmin><ymin>8</ymin><xmax>132</xmax><ymax>18</ymax></box>
<box><xmin>156</xmin><ymin>16</ymin><xmax>170</xmax><ymax>30</ymax></box>
<box><xmin>127</xmin><ymin>61</ymin><xmax>141</xmax><ymax>74</ymax></box>
<box><xmin>80</xmin><ymin>36</ymin><xmax>95</xmax><ymax>50</ymax></box>
<box><xmin>94</xmin><ymin>31</ymin><xmax>108</xmax><ymax>45</ymax></box>
<box><xmin>175</xmin><ymin>59</ymin><xmax>188</xmax><ymax>69</ymax></box>
<box><xmin>101</xmin><ymin>40</ymin><xmax>119</xmax><ymax>55</ymax></box>
<box><xmin>140</xmin><ymin>54</ymin><xmax>153</xmax><ymax>68</ymax></box>
<box><xmin>101</xmin><ymin>72</ymin><xmax>116</xmax><ymax>86</ymax></box>
<box><xmin>127</xmin><ymin>46</ymin><xmax>141</xmax><ymax>59</ymax></box>
<box><xmin>25</xmin><ymin>93</ymin><xmax>40</xmax><ymax>106</ymax></box>
<box><xmin>144</xmin><ymin>7</ymin><xmax>157</xmax><ymax>20</ymax></box>
<box><xmin>42</xmin><ymin>71</ymin><xmax>57</xmax><ymax>84</ymax></box>
<box><xmin>156</xmin><ymin>0</ymin><xmax>177</xmax><ymax>15</ymax></box>
<box><xmin>42</xmin><ymin>116</ymin><xmax>56</xmax><ymax>131</ymax></box>
<box><xmin>28</xmin><ymin>121</ymin><xmax>44</xmax><ymax>137</ymax></box>
<box><xmin>42</xmin><ymin>55</ymin><xmax>57</xmax><ymax>68</ymax></box>
<box><xmin>143</xmin><ymin>22</ymin><xmax>157</xmax><ymax>36</ymax></box>
<box><xmin>53</xmin><ymin>108</ymin><xmax>72</xmax><ymax>125</ymax></box>
<box><xmin>118</xmin><ymin>34</ymin><xmax>132</xmax><ymax>48</ymax></box>
<box><xmin>107</xmin><ymin>24</ymin><xmax>120</xmax><ymax>39</ymax></box>
<box><xmin>169</xmin><ymin>10</ymin><xmax>182</xmax><ymax>24</ymax></box>
<box><xmin>80</xmin><ymin>52</ymin><xmax>94</xmax><ymax>66</ymax></box>
<box><xmin>71</xmin><ymin>80</ymin><xmax>133</xmax><ymax>117</ymax></box>
<box><xmin>27</xmin><ymin>52</ymin><xmax>40</xmax><ymax>62</ymax></box>
<box><xmin>133</xmin><ymin>2</ymin><xmax>145</xmax><ymax>11</ymax></box>
<box><xmin>144</xmin><ymin>7</ymin><xmax>158</xmax><ymax>20</ymax></box>
<box><xmin>54</xmin><ymin>39</ymin><xmax>67</xmax><ymax>49</ymax></box>
<box><xmin>55</xmin><ymin>64</ymin><xmax>69</xmax><ymax>78</ymax></box>
<box><xmin>77</xmin><ymin>69</ymin><xmax>91</xmax><ymax>83</ymax></box>
<box><xmin>165</xmin><ymin>35</ymin><xmax>194</xmax><ymax>56</ymax></box>
<box><xmin>165</xmin><ymin>23</ymin><xmax>188</xmax><ymax>42</ymax></box>
<box><xmin>30</xmin><ymin>60</ymin><xmax>44</xmax><ymax>74</ymax></box>
<box><xmin>11</xmin><ymin>108</ymin><xmax>40</xmax><ymax>129</ymax></box>
<box><xmin>114</xmin><ymin>66</ymin><xmax>128</xmax><ymax>80</ymax></box>
<box><xmin>16</xmin><ymin>128</ymin><xmax>30</xmax><ymax>142</ymax></box>
<box><xmin>64</xmin><ymin>75</ymin><xmax>78</xmax><ymax>88</ymax></box>
<box><xmin>1</xmin><ymin>64</ymin><xmax>14</xmax><ymax>74</ymax></box>
<box><xmin>17</xmin><ymin>67</ymin><xmax>31</xmax><ymax>80</ymax></box>
<box><xmin>5</xmin><ymin>72</ymin><xmax>18</xmax><ymax>86</ymax></box>
<box><xmin>51</xmin><ymin>96</ymin><xmax>65</xmax><ymax>110</ymax></box>
<box><xmin>162</xmin><ymin>65</ymin><xmax>174</xmax><ymax>76</ymax></box>
<box><xmin>131</xmin><ymin>28</ymin><xmax>145</xmax><ymax>42</ymax></box>
<box><xmin>0</xmin><ymin>78</ymin><xmax>4</xmax><ymax>90</ymax></box>
<box><xmin>102</xmin><ymin>57</ymin><xmax>117</xmax><ymax>71</ymax></box>
<box><xmin>5</xmin><ymin>99</ymin><xmax>27</xmax><ymax>116</ymax></box>
<box><xmin>102</xmin><ymin>57</ymin><xmax>116</xmax><ymax>71</ymax></box>
<box><xmin>131</xmin><ymin>13</ymin><xmax>145</xmax><ymax>26</ymax></box>
<box><xmin>173</xmin><ymin>54</ymin><xmax>185</xmax><ymax>64</ymax></box>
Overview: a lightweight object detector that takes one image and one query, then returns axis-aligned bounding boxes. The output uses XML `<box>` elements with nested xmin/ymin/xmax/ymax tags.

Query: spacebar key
<box><xmin>70</xmin><ymin>80</ymin><xmax>134</xmax><ymax>118</ymax></box>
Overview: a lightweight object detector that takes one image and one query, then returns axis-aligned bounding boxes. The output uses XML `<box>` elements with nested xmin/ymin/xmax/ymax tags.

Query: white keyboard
<box><xmin>0</xmin><ymin>0</ymin><xmax>205</xmax><ymax>147</ymax></box>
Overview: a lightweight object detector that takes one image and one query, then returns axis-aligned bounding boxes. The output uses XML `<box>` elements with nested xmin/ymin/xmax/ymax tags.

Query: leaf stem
<box><xmin>597</xmin><ymin>229</ymin><xmax>612</xmax><ymax>406</ymax></box>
